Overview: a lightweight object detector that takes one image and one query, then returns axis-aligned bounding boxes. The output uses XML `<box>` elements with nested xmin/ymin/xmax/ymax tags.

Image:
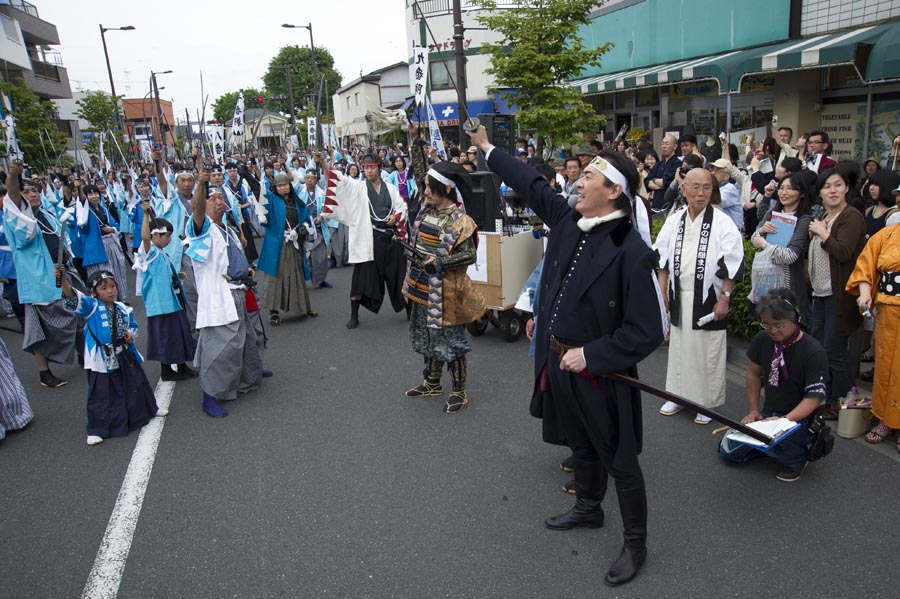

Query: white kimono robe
<box><xmin>654</xmin><ymin>204</ymin><xmax>744</xmax><ymax>408</ymax></box>
<box><xmin>321</xmin><ymin>172</ymin><xmax>407</xmax><ymax>264</ymax></box>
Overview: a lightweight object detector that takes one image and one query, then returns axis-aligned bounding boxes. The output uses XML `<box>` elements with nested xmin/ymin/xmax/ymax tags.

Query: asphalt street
<box><xmin>1</xmin><ymin>264</ymin><xmax>898</xmax><ymax>599</ymax></box>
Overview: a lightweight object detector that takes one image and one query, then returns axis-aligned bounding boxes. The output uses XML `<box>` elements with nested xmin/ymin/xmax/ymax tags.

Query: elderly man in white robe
<box><xmin>654</xmin><ymin>168</ymin><xmax>744</xmax><ymax>424</ymax></box>
<box><xmin>185</xmin><ymin>171</ymin><xmax>266</xmax><ymax>418</ymax></box>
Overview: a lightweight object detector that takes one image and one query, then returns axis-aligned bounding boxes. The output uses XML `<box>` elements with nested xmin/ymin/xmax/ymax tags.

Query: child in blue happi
<box><xmin>134</xmin><ymin>202</ymin><xmax>196</xmax><ymax>381</ymax></box>
<box><xmin>56</xmin><ymin>267</ymin><xmax>166</xmax><ymax>446</ymax></box>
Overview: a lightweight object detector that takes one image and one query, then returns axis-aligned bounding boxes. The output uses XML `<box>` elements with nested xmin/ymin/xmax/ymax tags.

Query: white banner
<box><xmin>206</xmin><ymin>125</ymin><xmax>225</xmax><ymax>165</ymax></box>
<box><xmin>99</xmin><ymin>131</ymin><xmax>111</xmax><ymax>171</ymax></box>
<box><xmin>329</xmin><ymin>123</ymin><xmax>339</xmax><ymax>149</ymax></box>
<box><xmin>290</xmin><ymin>134</ymin><xmax>299</xmax><ymax>150</ymax></box>
<box><xmin>307</xmin><ymin>117</ymin><xmax>317</xmax><ymax>149</ymax></box>
<box><xmin>140</xmin><ymin>140</ymin><xmax>152</xmax><ymax>163</ymax></box>
<box><xmin>231</xmin><ymin>95</ymin><xmax>245</xmax><ymax>138</ymax></box>
<box><xmin>3</xmin><ymin>113</ymin><xmax>23</xmax><ymax>164</ymax></box>
<box><xmin>425</xmin><ymin>100</ymin><xmax>447</xmax><ymax>160</ymax></box>
<box><xmin>410</xmin><ymin>45</ymin><xmax>428</xmax><ymax>107</ymax></box>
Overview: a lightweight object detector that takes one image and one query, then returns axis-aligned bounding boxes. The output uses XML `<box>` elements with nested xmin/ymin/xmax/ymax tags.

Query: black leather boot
<box><xmin>604</xmin><ymin>486</ymin><xmax>648</xmax><ymax>586</ymax></box>
<box><xmin>545</xmin><ymin>459</ymin><xmax>607</xmax><ymax>530</ymax></box>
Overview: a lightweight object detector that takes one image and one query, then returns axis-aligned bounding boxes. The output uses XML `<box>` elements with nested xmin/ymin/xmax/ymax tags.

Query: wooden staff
<box><xmin>604</xmin><ymin>372</ymin><xmax>774</xmax><ymax>445</ymax></box>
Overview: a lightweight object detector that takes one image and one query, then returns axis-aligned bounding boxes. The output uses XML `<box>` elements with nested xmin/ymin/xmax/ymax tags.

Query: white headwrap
<box><xmin>427</xmin><ymin>168</ymin><xmax>464</xmax><ymax>207</ymax></box>
<box><xmin>585</xmin><ymin>156</ymin><xmax>633</xmax><ymax>200</ymax></box>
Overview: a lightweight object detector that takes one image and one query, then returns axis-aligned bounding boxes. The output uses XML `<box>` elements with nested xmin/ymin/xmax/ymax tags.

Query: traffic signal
<box><xmin>253</xmin><ymin>97</ymin><xmax>264</xmax><ymax>104</ymax></box>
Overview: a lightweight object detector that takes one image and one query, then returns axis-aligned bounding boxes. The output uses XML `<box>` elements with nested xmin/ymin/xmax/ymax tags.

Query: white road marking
<box><xmin>81</xmin><ymin>379</ymin><xmax>176</xmax><ymax>599</ymax></box>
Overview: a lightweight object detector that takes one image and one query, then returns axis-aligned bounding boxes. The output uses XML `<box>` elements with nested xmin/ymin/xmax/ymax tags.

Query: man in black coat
<box><xmin>468</xmin><ymin>126</ymin><xmax>664</xmax><ymax>587</ymax></box>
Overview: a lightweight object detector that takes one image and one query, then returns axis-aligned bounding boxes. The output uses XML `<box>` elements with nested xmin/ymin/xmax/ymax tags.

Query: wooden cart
<box><xmin>465</xmin><ymin>230</ymin><xmax>544</xmax><ymax>342</ymax></box>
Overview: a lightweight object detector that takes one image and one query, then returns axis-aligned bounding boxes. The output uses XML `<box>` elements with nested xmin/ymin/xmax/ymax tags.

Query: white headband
<box><xmin>427</xmin><ymin>168</ymin><xmax>463</xmax><ymax>206</ymax></box>
<box><xmin>150</xmin><ymin>227</ymin><xmax>170</xmax><ymax>235</ymax></box>
<box><xmin>586</xmin><ymin>156</ymin><xmax>633</xmax><ymax>200</ymax></box>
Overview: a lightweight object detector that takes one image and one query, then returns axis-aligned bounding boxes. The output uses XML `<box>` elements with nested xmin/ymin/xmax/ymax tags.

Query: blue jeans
<box><xmin>808</xmin><ymin>295</ymin><xmax>852</xmax><ymax>403</ymax></box>
<box><xmin>718</xmin><ymin>409</ymin><xmax>814</xmax><ymax>469</ymax></box>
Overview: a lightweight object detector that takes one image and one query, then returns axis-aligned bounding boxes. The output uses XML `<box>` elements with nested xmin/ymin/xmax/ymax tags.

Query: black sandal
<box><xmin>269</xmin><ymin>313</ymin><xmax>281</xmax><ymax>326</ymax></box>
<box><xmin>444</xmin><ymin>391</ymin><xmax>468</xmax><ymax>414</ymax></box>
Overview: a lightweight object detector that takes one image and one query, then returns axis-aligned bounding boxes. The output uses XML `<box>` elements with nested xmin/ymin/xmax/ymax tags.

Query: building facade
<box><xmin>121</xmin><ymin>97</ymin><xmax>177</xmax><ymax>149</ymax></box>
<box><xmin>332</xmin><ymin>61</ymin><xmax>410</xmax><ymax>146</ymax></box>
<box><xmin>0</xmin><ymin>0</ymin><xmax>76</xmax><ymax>160</ymax></box>
<box><xmin>404</xmin><ymin>0</ymin><xmax>518</xmax><ymax>142</ymax></box>
<box><xmin>568</xmin><ymin>0</ymin><xmax>900</xmax><ymax>163</ymax></box>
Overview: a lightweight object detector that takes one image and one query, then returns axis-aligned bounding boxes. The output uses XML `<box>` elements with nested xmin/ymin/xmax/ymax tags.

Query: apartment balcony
<box><xmin>7</xmin><ymin>58</ymin><xmax>72</xmax><ymax>99</ymax></box>
<box><xmin>0</xmin><ymin>1</ymin><xmax>60</xmax><ymax>46</ymax></box>
<box><xmin>412</xmin><ymin>0</ymin><xmax>521</xmax><ymax>18</ymax></box>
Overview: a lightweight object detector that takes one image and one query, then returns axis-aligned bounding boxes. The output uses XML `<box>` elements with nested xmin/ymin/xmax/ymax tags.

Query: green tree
<box><xmin>476</xmin><ymin>0</ymin><xmax>612</xmax><ymax>147</ymax></box>
<box><xmin>74</xmin><ymin>90</ymin><xmax>125</xmax><ymax>164</ymax></box>
<box><xmin>211</xmin><ymin>88</ymin><xmax>265</xmax><ymax>124</ymax></box>
<box><xmin>262</xmin><ymin>45</ymin><xmax>342</xmax><ymax>118</ymax></box>
<box><xmin>0</xmin><ymin>78</ymin><xmax>68</xmax><ymax>170</ymax></box>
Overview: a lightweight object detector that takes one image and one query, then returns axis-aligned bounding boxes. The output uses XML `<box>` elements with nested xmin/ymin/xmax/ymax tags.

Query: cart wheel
<box><xmin>500</xmin><ymin>311</ymin><xmax>523</xmax><ymax>342</ymax></box>
<box><xmin>466</xmin><ymin>315</ymin><xmax>489</xmax><ymax>336</ymax></box>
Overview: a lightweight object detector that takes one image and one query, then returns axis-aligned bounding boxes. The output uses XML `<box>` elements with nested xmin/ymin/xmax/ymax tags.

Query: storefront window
<box><xmin>825</xmin><ymin>65</ymin><xmax>863</xmax><ymax>90</ymax></box>
<box><xmin>689</xmin><ymin>109</ymin><xmax>716</xmax><ymax>135</ymax></box>
<box><xmin>753</xmin><ymin>108</ymin><xmax>773</xmax><ymax>128</ymax></box>
<box><xmin>636</xmin><ymin>87</ymin><xmax>659</xmax><ymax>107</ymax></box>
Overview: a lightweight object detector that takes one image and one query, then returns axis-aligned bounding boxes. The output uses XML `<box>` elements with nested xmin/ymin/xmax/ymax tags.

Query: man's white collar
<box><xmin>577</xmin><ymin>209</ymin><xmax>627</xmax><ymax>232</ymax></box>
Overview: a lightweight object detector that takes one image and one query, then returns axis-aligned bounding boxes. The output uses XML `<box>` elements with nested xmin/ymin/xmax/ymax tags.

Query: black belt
<box><xmin>879</xmin><ymin>271</ymin><xmax>900</xmax><ymax>296</ymax></box>
<box><xmin>549</xmin><ymin>336</ymin><xmax>580</xmax><ymax>367</ymax></box>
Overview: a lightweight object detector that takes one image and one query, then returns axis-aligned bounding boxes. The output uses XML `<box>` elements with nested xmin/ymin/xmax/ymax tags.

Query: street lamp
<box><xmin>99</xmin><ymin>24</ymin><xmax>135</xmax><ymax>161</ymax></box>
<box><xmin>283</xmin><ymin>23</ymin><xmax>320</xmax><ymax>149</ymax></box>
<box><xmin>150</xmin><ymin>70</ymin><xmax>173</xmax><ymax>153</ymax></box>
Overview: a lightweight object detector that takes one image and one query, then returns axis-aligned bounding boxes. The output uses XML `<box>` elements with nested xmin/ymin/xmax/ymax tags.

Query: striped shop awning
<box><xmin>568</xmin><ymin>51</ymin><xmax>742</xmax><ymax>95</ymax></box>
<box><xmin>567</xmin><ymin>22</ymin><xmax>900</xmax><ymax>98</ymax></box>
<box><xmin>726</xmin><ymin>22</ymin><xmax>896</xmax><ymax>91</ymax></box>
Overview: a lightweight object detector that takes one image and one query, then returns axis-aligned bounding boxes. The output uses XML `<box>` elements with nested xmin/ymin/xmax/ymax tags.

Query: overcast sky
<box><xmin>39</xmin><ymin>0</ymin><xmax>409</xmax><ymax>121</ymax></box>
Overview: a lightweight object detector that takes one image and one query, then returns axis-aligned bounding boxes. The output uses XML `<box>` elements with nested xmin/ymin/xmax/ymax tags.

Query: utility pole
<box><xmin>285</xmin><ymin>65</ymin><xmax>295</xmax><ymax>140</ymax></box>
<box><xmin>452</xmin><ymin>0</ymin><xmax>468</xmax><ymax>144</ymax></box>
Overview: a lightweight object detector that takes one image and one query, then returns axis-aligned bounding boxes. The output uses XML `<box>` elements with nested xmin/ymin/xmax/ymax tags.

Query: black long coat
<box><xmin>487</xmin><ymin>149</ymin><xmax>664</xmax><ymax>467</ymax></box>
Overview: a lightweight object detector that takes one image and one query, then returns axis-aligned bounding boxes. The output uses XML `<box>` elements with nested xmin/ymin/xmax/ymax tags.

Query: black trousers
<box><xmin>350</xmin><ymin>230</ymin><xmax>407</xmax><ymax>314</ymax></box>
<box><xmin>547</xmin><ymin>349</ymin><xmax>644</xmax><ymax>492</ymax></box>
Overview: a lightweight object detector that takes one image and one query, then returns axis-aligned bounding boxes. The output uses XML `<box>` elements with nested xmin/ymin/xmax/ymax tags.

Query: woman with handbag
<box><xmin>258</xmin><ymin>173</ymin><xmax>316</xmax><ymax>326</ymax></box>
<box><xmin>750</xmin><ymin>170</ymin><xmax>816</xmax><ymax>322</ymax></box>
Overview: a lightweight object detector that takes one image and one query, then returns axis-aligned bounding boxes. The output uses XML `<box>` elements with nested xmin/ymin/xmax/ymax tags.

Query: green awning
<box><xmin>864</xmin><ymin>21</ymin><xmax>900</xmax><ymax>82</ymax></box>
<box><xmin>568</xmin><ymin>23</ymin><xmax>900</xmax><ymax>97</ymax></box>
<box><xmin>567</xmin><ymin>51</ymin><xmax>742</xmax><ymax>95</ymax></box>
<box><xmin>727</xmin><ymin>22</ymin><xmax>896</xmax><ymax>91</ymax></box>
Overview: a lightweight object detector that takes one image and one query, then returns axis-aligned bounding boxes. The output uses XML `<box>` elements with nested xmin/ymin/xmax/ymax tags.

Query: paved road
<box><xmin>1</xmin><ymin>265</ymin><xmax>898</xmax><ymax>598</ymax></box>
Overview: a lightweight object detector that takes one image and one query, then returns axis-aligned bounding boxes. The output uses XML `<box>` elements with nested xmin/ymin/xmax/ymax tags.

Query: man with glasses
<box><xmin>804</xmin><ymin>130</ymin><xmax>836</xmax><ymax>174</ymax></box>
<box><xmin>654</xmin><ymin>168</ymin><xmax>744</xmax><ymax>424</ymax></box>
<box><xmin>719</xmin><ymin>288</ymin><xmax>826</xmax><ymax>482</ymax></box>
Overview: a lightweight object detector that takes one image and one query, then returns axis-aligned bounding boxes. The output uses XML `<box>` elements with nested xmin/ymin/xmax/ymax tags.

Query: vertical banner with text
<box><xmin>307</xmin><ymin>117</ymin><xmax>318</xmax><ymax>149</ymax></box>
<box><xmin>410</xmin><ymin>45</ymin><xmax>429</xmax><ymax>107</ymax></box>
<box><xmin>426</xmin><ymin>100</ymin><xmax>446</xmax><ymax>160</ymax></box>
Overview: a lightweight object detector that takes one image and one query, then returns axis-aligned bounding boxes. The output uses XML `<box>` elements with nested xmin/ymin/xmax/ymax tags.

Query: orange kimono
<box><xmin>847</xmin><ymin>225</ymin><xmax>900</xmax><ymax>429</ymax></box>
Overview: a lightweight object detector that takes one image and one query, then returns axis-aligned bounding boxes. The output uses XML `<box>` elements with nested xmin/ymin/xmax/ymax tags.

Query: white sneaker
<box><xmin>86</xmin><ymin>435</ymin><xmax>104</xmax><ymax>446</ymax></box>
<box><xmin>155</xmin><ymin>408</ymin><xmax>169</xmax><ymax>417</ymax></box>
<box><xmin>659</xmin><ymin>401</ymin><xmax>684</xmax><ymax>416</ymax></box>
<box><xmin>694</xmin><ymin>413</ymin><xmax>712</xmax><ymax>425</ymax></box>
